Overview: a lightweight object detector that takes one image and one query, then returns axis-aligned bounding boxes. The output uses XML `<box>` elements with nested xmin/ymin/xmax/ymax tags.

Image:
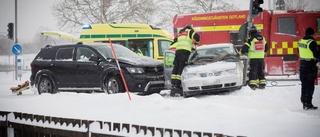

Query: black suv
<box><xmin>30</xmin><ymin>43</ymin><xmax>165</xmax><ymax>94</ymax></box>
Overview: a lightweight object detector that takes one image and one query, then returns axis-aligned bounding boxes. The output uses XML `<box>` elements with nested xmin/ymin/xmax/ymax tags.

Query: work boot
<box><xmin>303</xmin><ymin>103</ymin><xmax>318</xmax><ymax>110</ymax></box>
<box><xmin>258</xmin><ymin>85</ymin><xmax>265</xmax><ymax>89</ymax></box>
<box><xmin>249</xmin><ymin>85</ymin><xmax>257</xmax><ymax>90</ymax></box>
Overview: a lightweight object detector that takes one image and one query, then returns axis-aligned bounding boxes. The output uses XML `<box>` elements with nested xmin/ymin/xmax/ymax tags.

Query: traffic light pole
<box><xmin>247</xmin><ymin>0</ymin><xmax>254</xmax><ymax>35</ymax></box>
<box><xmin>14</xmin><ymin>0</ymin><xmax>18</xmax><ymax>81</ymax></box>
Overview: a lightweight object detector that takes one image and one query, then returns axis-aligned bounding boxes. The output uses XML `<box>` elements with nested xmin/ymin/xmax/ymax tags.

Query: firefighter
<box><xmin>171</xmin><ymin>24</ymin><xmax>200</xmax><ymax>89</ymax></box>
<box><xmin>298</xmin><ymin>27</ymin><xmax>320</xmax><ymax>110</ymax></box>
<box><xmin>168</xmin><ymin>37</ymin><xmax>178</xmax><ymax>51</ymax></box>
<box><xmin>239</xmin><ymin>26</ymin><xmax>268</xmax><ymax>90</ymax></box>
<box><xmin>130</xmin><ymin>45</ymin><xmax>143</xmax><ymax>56</ymax></box>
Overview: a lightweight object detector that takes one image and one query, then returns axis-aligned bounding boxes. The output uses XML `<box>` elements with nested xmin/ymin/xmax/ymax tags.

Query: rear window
<box><xmin>35</xmin><ymin>48</ymin><xmax>56</xmax><ymax>60</ymax></box>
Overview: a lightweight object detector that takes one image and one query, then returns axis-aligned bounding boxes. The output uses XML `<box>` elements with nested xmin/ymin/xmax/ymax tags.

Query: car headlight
<box><xmin>183</xmin><ymin>73</ymin><xmax>197</xmax><ymax>80</ymax></box>
<box><xmin>225</xmin><ymin>69</ymin><xmax>237</xmax><ymax>75</ymax></box>
<box><xmin>213</xmin><ymin>71</ymin><xmax>222</xmax><ymax>76</ymax></box>
<box><xmin>126</xmin><ymin>67</ymin><xmax>145</xmax><ymax>74</ymax></box>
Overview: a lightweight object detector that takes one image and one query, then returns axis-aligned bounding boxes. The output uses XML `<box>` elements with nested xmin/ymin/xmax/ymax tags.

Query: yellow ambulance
<box><xmin>78</xmin><ymin>23</ymin><xmax>173</xmax><ymax>60</ymax></box>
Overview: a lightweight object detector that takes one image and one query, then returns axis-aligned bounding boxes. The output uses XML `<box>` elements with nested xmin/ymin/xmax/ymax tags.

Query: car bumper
<box><xmin>125</xmin><ymin>74</ymin><xmax>165</xmax><ymax>93</ymax></box>
<box><xmin>182</xmin><ymin>76</ymin><xmax>242</xmax><ymax>92</ymax></box>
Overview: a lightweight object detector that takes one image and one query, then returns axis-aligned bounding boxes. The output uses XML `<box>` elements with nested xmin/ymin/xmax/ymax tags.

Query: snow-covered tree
<box><xmin>52</xmin><ymin>0</ymin><xmax>239</xmax><ymax>34</ymax></box>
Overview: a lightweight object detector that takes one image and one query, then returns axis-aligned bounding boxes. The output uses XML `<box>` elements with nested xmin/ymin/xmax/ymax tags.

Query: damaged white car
<box><xmin>164</xmin><ymin>43</ymin><xmax>248</xmax><ymax>97</ymax></box>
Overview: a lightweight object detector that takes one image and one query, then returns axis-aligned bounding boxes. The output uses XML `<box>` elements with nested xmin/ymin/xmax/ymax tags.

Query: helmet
<box><xmin>186</xmin><ymin>24</ymin><xmax>193</xmax><ymax>29</ymax></box>
<box><xmin>249</xmin><ymin>25</ymin><xmax>257</xmax><ymax>34</ymax></box>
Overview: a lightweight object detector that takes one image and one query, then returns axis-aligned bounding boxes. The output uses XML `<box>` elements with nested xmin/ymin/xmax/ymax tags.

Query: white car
<box><xmin>164</xmin><ymin>43</ymin><xmax>248</xmax><ymax>97</ymax></box>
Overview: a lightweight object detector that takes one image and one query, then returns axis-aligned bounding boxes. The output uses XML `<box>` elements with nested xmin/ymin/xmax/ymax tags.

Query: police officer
<box><xmin>239</xmin><ymin>26</ymin><xmax>268</xmax><ymax>90</ymax></box>
<box><xmin>298</xmin><ymin>27</ymin><xmax>320</xmax><ymax>110</ymax></box>
<box><xmin>171</xmin><ymin>24</ymin><xmax>200</xmax><ymax>89</ymax></box>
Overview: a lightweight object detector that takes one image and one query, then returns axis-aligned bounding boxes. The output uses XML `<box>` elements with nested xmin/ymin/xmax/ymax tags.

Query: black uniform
<box><xmin>298</xmin><ymin>27</ymin><xmax>320</xmax><ymax>110</ymax></box>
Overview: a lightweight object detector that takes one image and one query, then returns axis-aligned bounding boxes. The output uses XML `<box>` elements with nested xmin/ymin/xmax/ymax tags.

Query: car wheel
<box><xmin>38</xmin><ymin>76</ymin><xmax>54</xmax><ymax>94</ymax></box>
<box><xmin>104</xmin><ymin>75</ymin><xmax>125</xmax><ymax>94</ymax></box>
<box><xmin>236</xmin><ymin>86</ymin><xmax>242</xmax><ymax>90</ymax></box>
<box><xmin>170</xmin><ymin>89</ymin><xmax>183</xmax><ymax>97</ymax></box>
<box><xmin>183</xmin><ymin>92</ymin><xmax>190</xmax><ymax>98</ymax></box>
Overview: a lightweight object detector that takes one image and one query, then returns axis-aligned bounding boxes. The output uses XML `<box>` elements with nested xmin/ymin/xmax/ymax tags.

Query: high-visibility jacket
<box><xmin>298</xmin><ymin>39</ymin><xmax>315</xmax><ymax>60</ymax></box>
<box><xmin>247</xmin><ymin>37</ymin><xmax>266</xmax><ymax>59</ymax></box>
<box><xmin>135</xmin><ymin>49</ymin><xmax>144</xmax><ymax>56</ymax></box>
<box><xmin>176</xmin><ymin>29</ymin><xmax>194</xmax><ymax>52</ymax></box>
<box><xmin>169</xmin><ymin>42</ymin><xmax>177</xmax><ymax>51</ymax></box>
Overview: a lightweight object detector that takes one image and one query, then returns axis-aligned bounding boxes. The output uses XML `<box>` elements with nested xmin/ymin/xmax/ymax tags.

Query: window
<box><xmin>158</xmin><ymin>40</ymin><xmax>172</xmax><ymax>56</ymax></box>
<box><xmin>278</xmin><ymin>17</ymin><xmax>296</xmax><ymax>35</ymax></box>
<box><xmin>56</xmin><ymin>47</ymin><xmax>74</xmax><ymax>61</ymax></box>
<box><xmin>317</xmin><ymin>18</ymin><xmax>320</xmax><ymax>33</ymax></box>
<box><xmin>35</xmin><ymin>48</ymin><xmax>55</xmax><ymax>60</ymax></box>
<box><xmin>76</xmin><ymin>47</ymin><xmax>96</xmax><ymax>61</ymax></box>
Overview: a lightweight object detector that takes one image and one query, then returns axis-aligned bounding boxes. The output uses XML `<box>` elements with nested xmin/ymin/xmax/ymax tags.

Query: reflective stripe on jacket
<box><xmin>176</xmin><ymin>29</ymin><xmax>193</xmax><ymax>52</ymax></box>
<box><xmin>298</xmin><ymin>39</ymin><xmax>315</xmax><ymax>59</ymax></box>
<box><xmin>248</xmin><ymin>37</ymin><xmax>266</xmax><ymax>59</ymax></box>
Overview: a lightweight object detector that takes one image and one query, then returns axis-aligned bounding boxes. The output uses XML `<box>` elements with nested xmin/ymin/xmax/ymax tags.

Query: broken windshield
<box><xmin>189</xmin><ymin>46</ymin><xmax>239</xmax><ymax>65</ymax></box>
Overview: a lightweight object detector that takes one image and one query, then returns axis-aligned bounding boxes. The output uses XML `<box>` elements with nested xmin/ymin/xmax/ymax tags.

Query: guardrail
<box><xmin>0</xmin><ymin>111</ymin><xmax>246</xmax><ymax>137</ymax></box>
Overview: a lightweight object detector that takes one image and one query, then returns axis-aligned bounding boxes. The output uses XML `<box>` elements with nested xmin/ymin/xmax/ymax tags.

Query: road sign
<box><xmin>17</xmin><ymin>59</ymin><xmax>22</xmax><ymax>77</ymax></box>
<box><xmin>12</xmin><ymin>44</ymin><xmax>22</xmax><ymax>56</ymax></box>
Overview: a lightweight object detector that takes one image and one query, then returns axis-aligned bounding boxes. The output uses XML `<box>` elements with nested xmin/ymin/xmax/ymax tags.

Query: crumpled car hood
<box><xmin>184</xmin><ymin>61</ymin><xmax>237</xmax><ymax>73</ymax></box>
<box><xmin>118</xmin><ymin>56</ymin><xmax>163</xmax><ymax>67</ymax></box>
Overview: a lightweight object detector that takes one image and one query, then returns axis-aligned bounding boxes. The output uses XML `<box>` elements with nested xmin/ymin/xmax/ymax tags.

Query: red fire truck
<box><xmin>173</xmin><ymin>10</ymin><xmax>320</xmax><ymax>76</ymax></box>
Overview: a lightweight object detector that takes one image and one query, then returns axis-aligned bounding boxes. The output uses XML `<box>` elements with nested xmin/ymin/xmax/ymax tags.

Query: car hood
<box><xmin>118</xmin><ymin>56</ymin><xmax>163</xmax><ymax>67</ymax></box>
<box><xmin>184</xmin><ymin>61</ymin><xmax>237</xmax><ymax>73</ymax></box>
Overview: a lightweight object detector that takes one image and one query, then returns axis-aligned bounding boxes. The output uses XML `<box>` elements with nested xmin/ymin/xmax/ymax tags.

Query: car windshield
<box><xmin>197</xmin><ymin>46</ymin><xmax>236</xmax><ymax>56</ymax></box>
<box><xmin>92</xmin><ymin>44</ymin><xmax>139</xmax><ymax>58</ymax></box>
<box><xmin>189</xmin><ymin>45</ymin><xmax>239</xmax><ymax>65</ymax></box>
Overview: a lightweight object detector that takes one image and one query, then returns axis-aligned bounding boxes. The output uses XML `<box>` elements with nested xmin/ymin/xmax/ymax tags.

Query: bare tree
<box><xmin>271</xmin><ymin>0</ymin><xmax>308</xmax><ymax>10</ymax></box>
<box><xmin>193</xmin><ymin>0</ymin><xmax>239</xmax><ymax>12</ymax></box>
<box><xmin>51</xmin><ymin>0</ymin><xmax>240</xmax><ymax>35</ymax></box>
<box><xmin>52</xmin><ymin>0</ymin><xmax>157</xmax><ymax>34</ymax></box>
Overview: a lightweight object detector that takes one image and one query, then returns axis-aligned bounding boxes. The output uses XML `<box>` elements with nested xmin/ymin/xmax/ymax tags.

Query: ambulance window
<box><xmin>317</xmin><ymin>18</ymin><xmax>320</xmax><ymax>33</ymax></box>
<box><xmin>278</xmin><ymin>17</ymin><xmax>296</xmax><ymax>35</ymax></box>
<box><xmin>158</xmin><ymin>40</ymin><xmax>172</xmax><ymax>56</ymax></box>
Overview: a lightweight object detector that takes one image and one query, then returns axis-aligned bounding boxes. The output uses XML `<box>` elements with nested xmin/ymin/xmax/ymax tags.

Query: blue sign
<box><xmin>12</xmin><ymin>44</ymin><xmax>22</xmax><ymax>56</ymax></box>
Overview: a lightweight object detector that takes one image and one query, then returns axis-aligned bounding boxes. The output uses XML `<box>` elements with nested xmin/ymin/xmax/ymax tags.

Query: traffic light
<box><xmin>7</xmin><ymin>22</ymin><xmax>14</xmax><ymax>40</ymax></box>
<box><xmin>252</xmin><ymin>0</ymin><xmax>263</xmax><ymax>16</ymax></box>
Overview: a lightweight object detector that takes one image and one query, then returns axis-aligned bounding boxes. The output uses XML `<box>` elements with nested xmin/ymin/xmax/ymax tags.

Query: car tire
<box><xmin>183</xmin><ymin>92</ymin><xmax>190</xmax><ymax>98</ymax></box>
<box><xmin>104</xmin><ymin>75</ymin><xmax>125</xmax><ymax>94</ymax></box>
<box><xmin>236</xmin><ymin>86</ymin><xmax>242</xmax><ymax>90</ymax></box>
<box><xmin>37</xmin><ymin>76</ymin><xmax>54</xmax><ymax>94</ymax></box>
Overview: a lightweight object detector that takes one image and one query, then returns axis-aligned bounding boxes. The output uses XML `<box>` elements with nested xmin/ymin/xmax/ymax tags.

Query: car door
<box><xmin>163</xmin><ymin>50</ymin><xmax>175</xmax><ymax>89</ymax></box>
<box><xmin>74</xmin><ymin>46</ymin><xmax>101</xmax><ymax>88</ymax></box>
<box><xmin>54</xmin><ymin>47</ymin><xmax>76</xmax><ymax>87</ymax></box>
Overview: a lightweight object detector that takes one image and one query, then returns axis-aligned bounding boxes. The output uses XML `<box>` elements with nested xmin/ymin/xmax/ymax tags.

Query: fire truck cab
<box><xmin>173</xmin><ymin>10</ymin><xmax>320</xmax><ymax>76</ymax></box>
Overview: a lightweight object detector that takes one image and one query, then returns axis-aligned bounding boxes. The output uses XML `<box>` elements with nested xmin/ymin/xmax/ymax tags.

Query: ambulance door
<box><xmin>156</xmin><ymin>40</ymin><xmax>172</xmax><ymax>60</ymax></box>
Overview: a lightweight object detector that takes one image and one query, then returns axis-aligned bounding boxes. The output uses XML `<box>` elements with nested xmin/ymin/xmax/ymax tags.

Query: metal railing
<box><xmin>0</xmin><ymin>111</ymin><xmax>246</xmax><ymax>137</ymax></box>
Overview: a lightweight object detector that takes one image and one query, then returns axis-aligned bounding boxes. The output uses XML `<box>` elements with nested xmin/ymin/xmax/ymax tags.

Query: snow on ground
<box><xmin>0</xmin><ymin>70</ymin><xmax>320</xmax><ymax>137</ymax></box>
